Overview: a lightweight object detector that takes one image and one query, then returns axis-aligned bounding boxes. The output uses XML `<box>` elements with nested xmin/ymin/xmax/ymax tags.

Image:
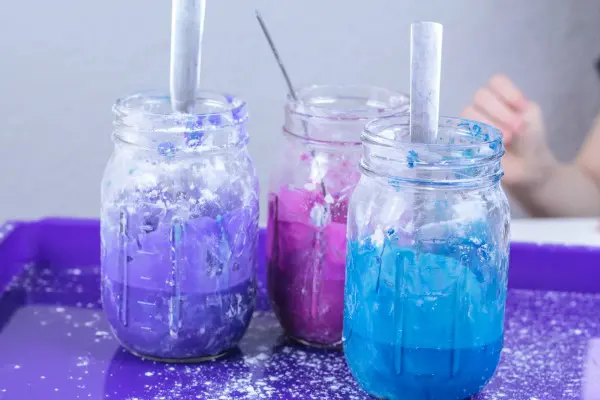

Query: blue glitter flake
<box><xmin>459</xmin><ymin>122</ymin><xmax>492</xmax><ymax>141</ymax></box>
<box><xmin>407</xmin><ymin>150</ymin><xmax>419</xmax><ymax>168</ymax></box>
<box><xmin>232</xmin><ymin>106</ymin><xmax>244</xmax><ymax>122</ymax></box>
<box><xmin>225</xmin><ymin>95</ymin><xmax>235</xmax><ymax>104</ymax></box>
<box><xmin>463</xmin><ymin>148</ymin><xmax>475</xmax><ymax>158</ymax></box>
<box><xmin>208</xmin><ymin>114</ymin><xmax>222</xmax><ymax>126</ymax></box>
<box><xmin>157</xmin><ymin>142</ymin><xmax>176</xmax><ymax>157</ymax></box>
<box><xmin>185</xmin><ymin>131</ymin><xmax>204</xmax><ymax>148</ymax></box>
<box><xmin>193</xmin><ymin>115</ymin><xmax>206</xmax><ymax>128</ymax></box>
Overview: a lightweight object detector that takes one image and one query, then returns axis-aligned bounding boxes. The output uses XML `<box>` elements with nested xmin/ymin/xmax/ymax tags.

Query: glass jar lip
<box><xmin>363</xmin><ymin>115</ymin><xmax>503</xmax><ymax>151</ymax></box>
<box><xmin>286</xmin><ymin>84</ymin><xmax>409</xmax><ymax>121</ymax></box>
<box><xmin>113</xmin><ymin>90</ymin><xmax>248</xmax><ymax>130</ymax></box>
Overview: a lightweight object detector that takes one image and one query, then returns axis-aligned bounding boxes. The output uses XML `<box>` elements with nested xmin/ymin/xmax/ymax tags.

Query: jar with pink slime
<box><xmin>267</xmin><ymin>85</ymin><xmax>408</xmax><ymax>348</ymax></box>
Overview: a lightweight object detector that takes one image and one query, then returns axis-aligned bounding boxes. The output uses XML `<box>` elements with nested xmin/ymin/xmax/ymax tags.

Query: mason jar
<box><xmin>267</xmin><ymin>85</ymin><xmax>409</xmax><ymax>348</ymax></box>
<box><xmin>343</xmin><ymin>116</ymin><xmax>510</xmax><ymax>399</ymax></box>
<box><xmin>101</xmin><ymin>91</ymin><xmax>259</xmax><ymax>362</ymax></box>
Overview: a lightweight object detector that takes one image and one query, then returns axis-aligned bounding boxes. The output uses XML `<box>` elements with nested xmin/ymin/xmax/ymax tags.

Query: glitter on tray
<box><xmin>0</xmin><ymin>259</ymin><xmax>598</xmax><ymax>399</ymax></box>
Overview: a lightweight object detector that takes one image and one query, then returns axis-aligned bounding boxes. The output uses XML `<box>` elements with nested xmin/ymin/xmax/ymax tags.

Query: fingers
<box><xmin>488</xmin><ymin>74</ymin><xmax>528</xmax><ymax>112</ymax></box>
<box><xmin>473</xmin><ymin>87</ymin><xmax>522</xmax><ymax>132</ymax></box>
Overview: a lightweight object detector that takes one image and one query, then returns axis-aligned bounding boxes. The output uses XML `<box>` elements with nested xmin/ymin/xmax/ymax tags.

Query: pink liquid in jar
<box><xmin>267</xmin><ymin>186</ymin><xmax>349</xmax><ymax>347</ymax></box>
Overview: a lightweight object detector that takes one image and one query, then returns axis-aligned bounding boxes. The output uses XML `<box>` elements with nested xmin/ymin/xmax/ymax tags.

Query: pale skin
<box><xmin>462</xmin><ymin>74</ymin><xmax>600</xmax><ymax>218</ymax></box>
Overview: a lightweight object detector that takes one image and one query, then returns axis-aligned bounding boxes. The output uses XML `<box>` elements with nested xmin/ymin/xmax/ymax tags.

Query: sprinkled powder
<box><xmin>0</xmin><ymin>262</ymin><xmax>598</xmax><ymax>399</ymax></box>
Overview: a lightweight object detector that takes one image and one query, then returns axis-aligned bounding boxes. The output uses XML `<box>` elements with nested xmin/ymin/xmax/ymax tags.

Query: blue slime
<box><xmin>343</xmin><ymin>225</ymin><xmax>506</xmax><ymax>399</ymax></box>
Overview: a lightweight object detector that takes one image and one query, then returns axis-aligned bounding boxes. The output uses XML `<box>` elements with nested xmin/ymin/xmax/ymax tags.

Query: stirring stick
<box><xmin>196</xmin><ymin>0</ymin><xmax>207</xmax><ymax>89</ymax></box>
<box><xmin>394</xmin><ymin>21</ymin><xmax>444</xmax><ymax>375</ymax></box>
<box><xmin>255</xmin><ymin>10</ymin><xmax>328</xmax><ymax>199</ymax></box>
<box><xmin>170</xmin><ymin>0</ymin><xmax>204</xmax><ymax>113</ymax></box>
<box><xmin>409</xmin><ymin>22</ymin><xmax>443</xmax><ymax>143</ymax></box>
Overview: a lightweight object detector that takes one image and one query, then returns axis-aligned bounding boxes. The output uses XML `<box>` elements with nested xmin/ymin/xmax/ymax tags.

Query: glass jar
<box><xmin>343</xmin><ymin>116</ymin><xmax>510</xmax><ymax>399</ymax></box>
<box><xmin>101</xmin><ymin>91</ymin><xmax>259</xmax><ymax>362</ymax></box>
<box><xmin>267</xmin><ymin>85</ymin><xmax>409</xmax><ymax>348</ymax></box>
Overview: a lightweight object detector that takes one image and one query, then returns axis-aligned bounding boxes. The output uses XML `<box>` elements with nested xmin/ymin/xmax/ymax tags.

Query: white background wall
<box><xmin>0</xmin><ymin>0</ymin><xmax>599</xmax><ymax>224</ymax></box>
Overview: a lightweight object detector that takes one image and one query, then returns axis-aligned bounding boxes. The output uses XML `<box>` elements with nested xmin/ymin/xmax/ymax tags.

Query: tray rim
<box><xmin>1</xmin><ymin>217</ymin><xmax>599</xmax><ymax>294</ymax></box>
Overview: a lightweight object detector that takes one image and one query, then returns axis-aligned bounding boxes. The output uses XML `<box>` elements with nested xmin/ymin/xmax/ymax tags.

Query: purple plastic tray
<box><xmin>0</xmin><ymin>219</ymin><xmax>599</xmax><ymax>400</ymax></box>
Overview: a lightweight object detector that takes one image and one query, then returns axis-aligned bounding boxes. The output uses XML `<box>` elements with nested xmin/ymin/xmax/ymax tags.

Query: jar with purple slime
<box><xmin>101</xmin><ymin>91</ymin><xmax>259</xmax><ymax>362</ymax></box>
<box><xmin>267</xmin><ymin>85</ymin><xmax>408</xmax><ymax>348</ymax></box>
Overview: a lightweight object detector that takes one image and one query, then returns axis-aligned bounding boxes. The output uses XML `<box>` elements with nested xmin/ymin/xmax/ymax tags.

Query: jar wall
<box><xmin>100</xmin><ymin>92</ymin><xmax>259</xmax><ymax>361</ymax></box>
<box><xmin>343</xmin><ymin>117</ymin><xmax>510</xmax><ymax>399</ymax></box>
<box><xmin>267</xmin><ymin>137</ymin><xmax>362</xmax><ymax>347</ymax></box>
<box><xmin>267</xmin><ymin>85</ymin><xmax>409</xmax><ymax>348</ymax></box>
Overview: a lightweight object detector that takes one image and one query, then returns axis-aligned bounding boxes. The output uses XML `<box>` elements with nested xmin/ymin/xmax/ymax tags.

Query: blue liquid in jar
<box><xmin>343</xmin><ymin>237</ymin><xmax>506</xmax><ymax>400</ymax></box>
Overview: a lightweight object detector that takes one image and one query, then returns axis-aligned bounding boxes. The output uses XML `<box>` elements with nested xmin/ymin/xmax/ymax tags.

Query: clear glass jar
<box><xmin>101</xmin><ymin>91</ymin><xmax>259</xmax><ymax>362</ymax></box>
<box><xmin>267</xmin><ymin>85</ymin><xmax>409</xmax><ymax>348</ymax></box>
<box><xmin>343</xmin><ymin>116</ymin><xmax>510</xmax><ymax>399</ymax></box>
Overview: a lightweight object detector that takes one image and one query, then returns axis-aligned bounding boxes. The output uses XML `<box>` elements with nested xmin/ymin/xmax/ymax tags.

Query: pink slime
<box><xmin>267</xmin><ymin>186</ymin><xmax>348</xmax><ymax>347</ymax></box>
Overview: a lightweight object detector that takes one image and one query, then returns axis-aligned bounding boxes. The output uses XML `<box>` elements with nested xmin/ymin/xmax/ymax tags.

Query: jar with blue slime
<box><xmin>343</xmin><ymin>116</ymin><xmax>510</xmax><ymax>399</ymax></box>
<box><xmin>101</xmin><ymin>92</ymin><xmax>259</xmax><ymax>362</ymax></box>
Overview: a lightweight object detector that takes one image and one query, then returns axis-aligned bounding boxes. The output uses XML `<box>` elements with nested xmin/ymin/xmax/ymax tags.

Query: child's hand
<box><xmin>462</xmin><ymin>74</ymin><xmax>557</xmax><ymax>191</ymax></box>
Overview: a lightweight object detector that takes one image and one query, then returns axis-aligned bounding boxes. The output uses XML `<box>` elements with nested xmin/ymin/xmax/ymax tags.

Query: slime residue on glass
<box><xmin>343</xmin><ymin>222</ymin><xmax>507</xmax><ymax>400</ymax></box>
<box><xmin>267</xmin><ymin>186</ymin><xmax>348</xmax><ymax>347</ymax></box>
<box><xmin>102</xmin><ymin>158</ymin><xmax>260</xmax><ymax>361</ymax></box>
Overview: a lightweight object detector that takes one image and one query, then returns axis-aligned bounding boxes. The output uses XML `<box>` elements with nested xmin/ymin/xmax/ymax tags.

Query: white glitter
<box><xmin>145</xmin><ymin>372</ymin><xmax>155</xmax><ymax>377</ymax></box>
<box><xmin>303</xmin><ymin>182</ymin><xmax>316</xmax><ymax>191</ymax></box>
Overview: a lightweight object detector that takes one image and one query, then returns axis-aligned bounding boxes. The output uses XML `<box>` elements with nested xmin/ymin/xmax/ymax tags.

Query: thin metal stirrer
<box><xmin>255</xmin><ymin>10</ymin><xmax>328</xmax><ymax>199</ymax></box>
<box><xmin>256</xmin><ymin>10</ymin><xmax>331</xmax><ymax>322</ymax></box>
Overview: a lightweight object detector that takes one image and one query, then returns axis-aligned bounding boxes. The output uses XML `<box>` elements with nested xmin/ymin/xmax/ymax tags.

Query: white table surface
<box><xmin>511</xmin><ymin>218</ymin><xmax>600</xmax><ymax>247</ymax></box>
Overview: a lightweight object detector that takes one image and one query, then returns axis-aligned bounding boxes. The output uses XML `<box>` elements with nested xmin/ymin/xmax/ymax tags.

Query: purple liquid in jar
<box><xmin>102</xmin><ymin>204</ymin><xmax>258</xmax><ymax>361</ymax></box>
<box><xmin>267</xmin><ymin>186</ymin><xmax>349</xmax><ymax>347</ymax></box>
<box><xmin>101</xmin><ymin>91</ymin><xmax>259</xmax><ymax>361</ymax></box>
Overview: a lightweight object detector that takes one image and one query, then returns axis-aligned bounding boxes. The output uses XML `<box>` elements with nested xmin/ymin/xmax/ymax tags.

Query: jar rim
<box><xmin>359</xmin><ymin>116</ymin><xmax>505</xmax><ymax>188</ymax></box>
<box><xmin>286</xmin><ymin>84</ymin><xmax>409</xmax><ymax>122</ymax></box>
<box><xmin>113</xmin><ymin>90</ymin><xmax>248</xmax><ymax>131</ymax></box>
<box><xmin>363</xmin><ymin>115</ymin><xmax>503</xmax><ymax>152</ymax></box>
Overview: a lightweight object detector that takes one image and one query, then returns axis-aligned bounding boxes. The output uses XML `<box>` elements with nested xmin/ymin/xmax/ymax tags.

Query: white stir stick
<box><xmin>410</xmin><ymin>22</ymin><xmax>443</xmax><ymax>144</ymax></box>
<box><xmin>170</xmin><ymin>0</ymin><xmax>206</xmax><ymax>113</ymax></box>
<box><xmin>392</xmin><ymin>21</ymin><xmax>444</xmax><ymax>376</ymax></box>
